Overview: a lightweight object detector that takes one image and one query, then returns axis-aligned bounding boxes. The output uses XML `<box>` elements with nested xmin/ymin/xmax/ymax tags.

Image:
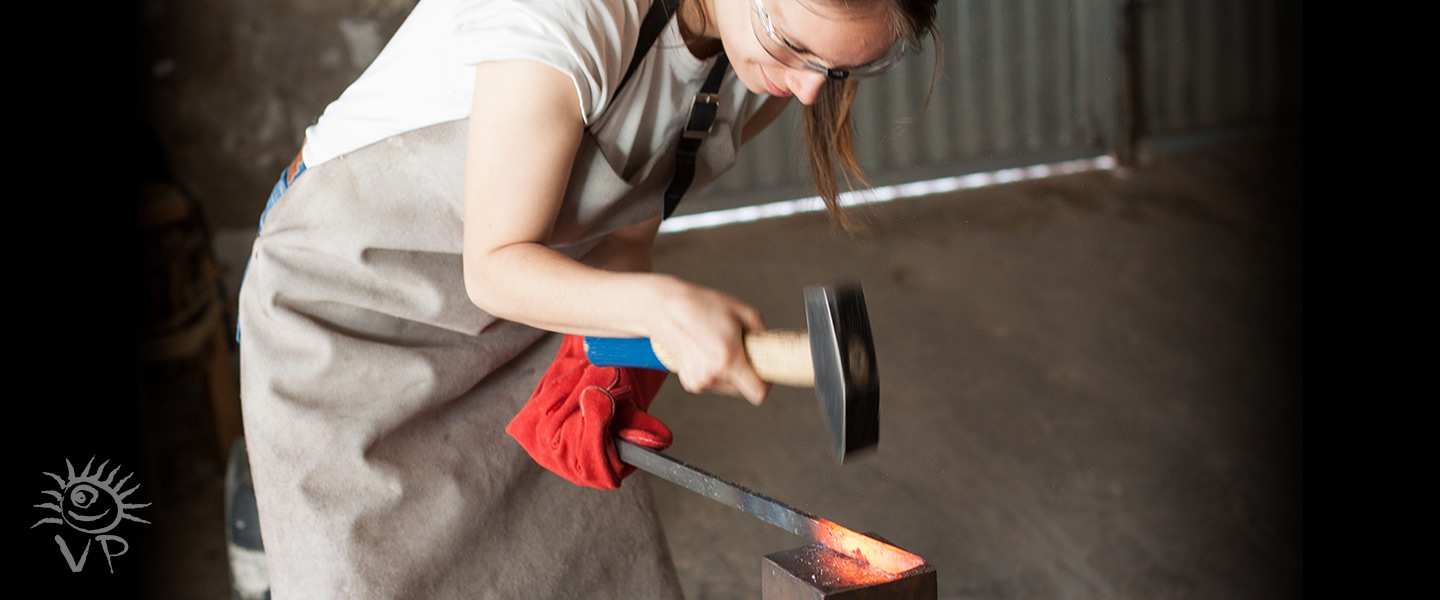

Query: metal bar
<box><xmin>618</xmin><ymin>440</ymin><xmax>926</xmax><ymax>575</ymax></box>
<box><xmin>619</xmin><ymin>439</ymin><xmax>813</xmax><ymax>536</ymax></box>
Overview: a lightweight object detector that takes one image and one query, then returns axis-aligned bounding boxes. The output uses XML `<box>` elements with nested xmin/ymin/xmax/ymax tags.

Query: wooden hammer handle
<box><xmin>742</xmin><ymin>329</ymin><xmax>814</xmax><ymax>387</ymax></box>
<box><xmin>644</xmin><ymin>329</ymin><xmax>815</xmax><ymax>388</ymax></box>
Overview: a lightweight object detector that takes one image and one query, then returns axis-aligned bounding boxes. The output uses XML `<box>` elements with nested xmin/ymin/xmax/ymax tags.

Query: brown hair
<box><xmin>677</xmin><ymin>0</ymin><xmax>941</xmax><ymax>230</ymax></box>
<box><xmin>803</xmin><ymin>0</ymin><xmax>940</xmax><ymax>231</ymax></box>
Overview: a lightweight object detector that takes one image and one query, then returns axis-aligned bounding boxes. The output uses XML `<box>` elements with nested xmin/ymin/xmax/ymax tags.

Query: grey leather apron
<box><xmin>238</xmin><ymin>110</ymin><xmax>738</xmax><ymax>598</ymax></box>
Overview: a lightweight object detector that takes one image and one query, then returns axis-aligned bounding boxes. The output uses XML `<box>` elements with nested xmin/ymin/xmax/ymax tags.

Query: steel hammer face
<box><xmin>805</xmin><ymin>284</ymin><xmax>879</xmax><ymax>463</ymax></box>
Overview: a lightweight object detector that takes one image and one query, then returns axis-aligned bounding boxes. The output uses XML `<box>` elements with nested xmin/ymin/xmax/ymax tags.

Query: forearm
<box><xmin>463</xmin><ymin>230</ymin><xmax>674</xmax><ymax>339</ymax></box>
<box><xmin>577</xmin><ymin>221</ymin><xmax>656</xmax><ymax>274</ymax></box>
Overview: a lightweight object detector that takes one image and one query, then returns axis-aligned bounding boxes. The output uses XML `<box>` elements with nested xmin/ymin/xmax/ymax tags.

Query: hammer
<box><xmin>584</xmin><ymin>283</ymin><xmax>879</xmax><ymax>463</ymax></box>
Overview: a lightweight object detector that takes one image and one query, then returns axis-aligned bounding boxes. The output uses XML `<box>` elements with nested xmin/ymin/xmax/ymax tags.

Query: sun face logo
<box><xmin>33</xmin><ymin>457</ymin><xmax>151</xmax><ymax>573</ymax></box>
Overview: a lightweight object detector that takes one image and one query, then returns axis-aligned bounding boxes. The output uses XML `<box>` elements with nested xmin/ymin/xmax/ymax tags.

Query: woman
<box><xmin>238</xmin><ymin>0</ymin><xmax>938</xmax><ymax>597</ymax></box>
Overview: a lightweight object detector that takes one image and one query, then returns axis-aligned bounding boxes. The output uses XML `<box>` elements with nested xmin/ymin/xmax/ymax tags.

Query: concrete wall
<box><xmin>138</xmin><ymin>0</ymin><xmax>418</xmax><ymax>231</ymax></box>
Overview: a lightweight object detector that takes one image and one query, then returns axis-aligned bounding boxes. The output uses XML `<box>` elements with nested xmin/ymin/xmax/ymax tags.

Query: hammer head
<box><xmin>804</xmin><ymin>284</ymin><xmax>879</xmax><ymax>463</ymax></box>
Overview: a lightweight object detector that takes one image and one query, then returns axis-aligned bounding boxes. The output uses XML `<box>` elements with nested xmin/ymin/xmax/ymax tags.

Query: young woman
<box><xmin>238</xmin><ymin>0</ymin><xmax>937</xmax><ymax>597</ymax></box>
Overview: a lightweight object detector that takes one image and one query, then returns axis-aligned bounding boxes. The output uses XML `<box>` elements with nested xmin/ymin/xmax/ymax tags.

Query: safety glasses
<box><xmin>750</xmin><ymin>0</ymin><xmax>907</xmax><ymax>81</ymax></box>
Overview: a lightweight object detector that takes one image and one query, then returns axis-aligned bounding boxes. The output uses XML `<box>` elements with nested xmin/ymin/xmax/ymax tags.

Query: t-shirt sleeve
<box><xmin>447</xmin><ymin>0</ymin><xmax>640</xmax><ymax>125</ymax></box>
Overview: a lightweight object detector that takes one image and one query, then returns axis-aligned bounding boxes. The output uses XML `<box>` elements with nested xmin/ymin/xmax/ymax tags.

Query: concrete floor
<box><xmin>129</xmin><ymin>130</ymin><xmax>1301</xmax><ymax>600</ymax></box>
<box><xmin>646</xmin><ymin>131</ymin><xmax>1302</xmax><ymax>599</ymax></box>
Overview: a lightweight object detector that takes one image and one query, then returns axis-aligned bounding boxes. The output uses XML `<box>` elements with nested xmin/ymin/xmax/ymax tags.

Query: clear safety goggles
<box><xmin>750</xmin><ymin>0</ymin><xmax>908</xmax><ymax>81</ymax></box>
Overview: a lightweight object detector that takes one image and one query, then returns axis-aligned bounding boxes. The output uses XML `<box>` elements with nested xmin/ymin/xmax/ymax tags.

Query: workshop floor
<box><xmin>134</xmin><ymin>130</ymin><xmax>1302</xmax><ymax>600</ymax></box>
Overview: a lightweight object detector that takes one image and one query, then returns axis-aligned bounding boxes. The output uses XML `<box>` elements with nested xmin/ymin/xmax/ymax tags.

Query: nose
<box><xmin>785</xmin><ymin>69</ymin><xmax>828</xmax><ymax>105</ymax></box>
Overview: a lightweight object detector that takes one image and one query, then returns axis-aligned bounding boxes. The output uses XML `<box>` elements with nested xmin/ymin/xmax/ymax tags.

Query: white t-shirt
<box><xmin>302</xmin><ymin>0</ymin><xmax>769</xmax><ymax>182</ymax></box>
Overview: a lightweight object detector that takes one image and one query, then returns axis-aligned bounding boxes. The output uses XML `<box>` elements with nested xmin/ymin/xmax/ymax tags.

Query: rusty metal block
<box><xmin>762</xmin><ymin>541</ymin><xmax>937</xmax><ymax>600</ymax></box>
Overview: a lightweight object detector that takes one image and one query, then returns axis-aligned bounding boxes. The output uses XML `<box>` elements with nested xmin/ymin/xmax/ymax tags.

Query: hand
<box><xmin>643</xmin><ymin>277</ymin><xmax>772</xmax><ymax>406</ymax></box>
<box><xmin>506</xmin><ymin>335</ymin><xmax>671</xmax><ymax>490</ymax></box>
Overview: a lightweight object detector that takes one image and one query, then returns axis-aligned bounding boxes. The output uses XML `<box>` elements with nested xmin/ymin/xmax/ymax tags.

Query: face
<box><xmin>709</xmin><ymin>0</ymin><xmax>901</xmax><ymax>105</ymax></box>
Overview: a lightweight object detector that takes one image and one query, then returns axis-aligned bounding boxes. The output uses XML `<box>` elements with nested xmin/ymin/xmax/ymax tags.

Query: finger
<box><xmin>736</xmin><ymin>304</ymin><xmax>767</xmax><ymax>334</ymax></box>
<box><xmin>706</xmin><ymin>381</ymin><xmax>739</xmax><ymax>398</ymax></box>
<box><xmin>735</xmin><ymin>371</ymin><xmax>770</xmax><ymax>407</ymax></box>
<box><xmin>676</xmin><ymin>371</ymin><xmax>709</xmax><ymax>396</ymax></box>
<box><xmin>616</xmin><ymin>411</ymin><xmax>673</xmax><ymax>450</ymax></box>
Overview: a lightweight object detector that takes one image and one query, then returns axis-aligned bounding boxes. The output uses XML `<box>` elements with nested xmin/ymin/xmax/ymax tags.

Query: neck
<box><xmin>677</xmin><ymin>0</ymin><xmax>724</xmax><ymax>59</ymax></box>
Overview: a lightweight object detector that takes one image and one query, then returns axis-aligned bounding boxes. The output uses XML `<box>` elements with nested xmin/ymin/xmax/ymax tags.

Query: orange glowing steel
<box><xmin>809</xmin><ymin>518</ymin><xmax>927</xmax><ymax>576</ymax></box>
<box><xmin>808</xmin><ymin>549</ymin><xmax>893</xmax><ymax>587</ymax></box>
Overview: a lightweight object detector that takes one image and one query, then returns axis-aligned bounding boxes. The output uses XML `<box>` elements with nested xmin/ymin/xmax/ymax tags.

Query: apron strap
<box><xmin>608</xmin><ymin>0</ymin><xmax>732</xmax><ymax>221</ymax></box>
<box><xmin>615</xmin><ymin>0</ymin><xmax>677</xmax><ymax>98</ymax></box>
<box><xmin>664</xmin><ymin>54</ymin><xmax>730</xmax><ymax>219</ymax></box>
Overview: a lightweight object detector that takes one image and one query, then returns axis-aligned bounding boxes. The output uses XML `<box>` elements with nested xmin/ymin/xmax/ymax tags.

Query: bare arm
<box><xmin>461</xmin><ymin>60</ymin><xmax>770</xmax><ymax>403</ymax></box>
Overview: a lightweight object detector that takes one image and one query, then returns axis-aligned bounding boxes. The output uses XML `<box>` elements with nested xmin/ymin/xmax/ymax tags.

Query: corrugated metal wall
<box><xmin>1139</xmin><ymin>0</ymin><xmax>1294</xmax><ymax>135</ymax></box>
<box><xmin>680</xmin><ymin>0</ymin><xmax>1295</xmax><ymax>217</ymax></box>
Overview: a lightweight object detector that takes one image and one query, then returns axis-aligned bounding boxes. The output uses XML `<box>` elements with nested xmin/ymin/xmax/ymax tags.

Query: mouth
<box><xmin>758</xmin><ymin>66</ymin><xmax>790</xmax><ymax>97</ymax></box>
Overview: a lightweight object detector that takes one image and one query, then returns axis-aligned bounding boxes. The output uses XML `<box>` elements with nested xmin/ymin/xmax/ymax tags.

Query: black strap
<box><xmin>609</xmin><ymin>0</ymin><xmax>730</xmax><ymax>220</ymax></box>
<box><xmin>615</xmin><ymin>0</ymin><xmax>676</xmax><ymax>98</ymax></box>
<box><xmin>664</xmin><ymin>54</ymin><xmax>729</xmax><ymax>218</ymax></box>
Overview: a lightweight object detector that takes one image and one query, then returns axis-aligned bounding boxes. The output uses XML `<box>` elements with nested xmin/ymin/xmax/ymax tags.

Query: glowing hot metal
<box><xmin>617</xmin><ymin>441</ymin><xmax>926</xmax><ymax>576</ymax></box>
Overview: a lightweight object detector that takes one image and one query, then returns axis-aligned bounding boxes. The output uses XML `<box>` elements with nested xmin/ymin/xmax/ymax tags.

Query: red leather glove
<box><xmin>506</xmin><ymin>335</ymin><xmax>671</xmax><ymax>490</ymax></box>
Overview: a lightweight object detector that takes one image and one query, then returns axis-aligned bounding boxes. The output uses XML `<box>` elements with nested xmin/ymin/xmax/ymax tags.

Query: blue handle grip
<box><xmin>583</xmin><ymin>337</ymin><xmax>669</xmax><ymax>371</ymax></box>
